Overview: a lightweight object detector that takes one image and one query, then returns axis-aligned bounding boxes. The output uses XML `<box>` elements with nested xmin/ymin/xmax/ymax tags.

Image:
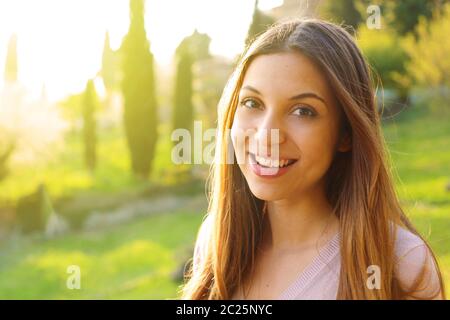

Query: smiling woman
<box><xmin>180</xmin><ymin>18</ymin><xmax>445</xmax><ymax>300</ymax></box>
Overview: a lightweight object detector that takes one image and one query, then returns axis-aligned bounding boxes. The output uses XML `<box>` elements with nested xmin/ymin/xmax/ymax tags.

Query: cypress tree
<box><xmin>4</xmin><ymin>34</ymin><xmax>18</xmax><ymax>83</ymax></box>
<box><xmin>172</xmin><ymin>30</ymin><xmax>211</xmax><ymax>137</ymax></box>
<box><xmin>245</xmin><ymin>0</ymin><xmax>275</xmax><ymax>46</ymax></box>
<box><xmin>101</xmin><ymin>31</ymin><xmax>117</xmax><ymax>92</ymax></box>
<box><xmin>120</xmin><ymin>0</ymin><xmax>158</xmax><ymax>179</ymax></box>
<box><xmin>82</xmin><ymin>80</ymin><xmax>98</xmax><ymax>171</ymax></box>
<box><xmin>173</xmin><ymin>42</ymin><xmax>194</xmax><ymax>138</ymax></box>
<box><xmin>320</xmin><ymin>0</ymin><xmax>362</xmax><ymax>30</ymax></box>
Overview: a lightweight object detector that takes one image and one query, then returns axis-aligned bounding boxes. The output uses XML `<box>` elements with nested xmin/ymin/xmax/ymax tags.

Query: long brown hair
<box><xmin>180</xmin><ymin>18</ymin><xmax>445</xmax><ymax>300</ymax></box>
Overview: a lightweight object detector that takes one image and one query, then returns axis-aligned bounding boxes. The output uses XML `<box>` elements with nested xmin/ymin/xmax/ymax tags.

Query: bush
<box><xmin>357</xmin><ymin>25</ymin><xmax>409</xmax><ymax>104</ymax></box>
<box><xmin>16</xmin><ymin>184</ymin><xmax>54</xmax><ymax>234</ymax></box>
<box><xmin>399</xmin><ymin>4</ymin><xmax>450</xmax><ymax>114</ymax></box>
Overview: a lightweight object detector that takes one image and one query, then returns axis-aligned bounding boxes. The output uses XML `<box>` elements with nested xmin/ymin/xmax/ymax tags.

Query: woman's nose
<box><xmin>253</xmin><ymin>113</ymin><xmax>286</xmax><ymax>155</ymax></box>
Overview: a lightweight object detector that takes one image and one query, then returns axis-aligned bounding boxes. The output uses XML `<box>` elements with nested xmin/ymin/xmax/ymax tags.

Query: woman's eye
<box><xmin>292</xmin><ymin>106</ymin><xmax>316</xmax><ymax>117</ymax></box>
<box><xmin>240</xmin><ymin>98</ymin><xmax>260</xmax><ymax>109</ymax></box>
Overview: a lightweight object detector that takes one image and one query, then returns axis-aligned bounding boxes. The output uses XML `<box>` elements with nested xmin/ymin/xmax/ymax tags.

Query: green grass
<box><xmin>383</xmin><ymin>106</ymin><xmax>450</xmax><ymax>298</ymax></box>
<box><xmin>0</xmin><ymin>210</ymin><xmax>204</xmax><ymax>299</ymax></box>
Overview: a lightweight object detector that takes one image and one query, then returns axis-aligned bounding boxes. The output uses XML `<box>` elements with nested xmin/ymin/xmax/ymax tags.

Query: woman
<box><xmin>180</xmin><ymin>18</ymin><xmax>445</xmax><ymax>300</ymax></box>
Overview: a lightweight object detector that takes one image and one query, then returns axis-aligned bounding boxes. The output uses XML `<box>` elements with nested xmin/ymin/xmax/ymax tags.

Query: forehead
<box><xmin>241</xmin><ymin>52</ymin><xmax>333</xmax><ymax>102</ymax></box>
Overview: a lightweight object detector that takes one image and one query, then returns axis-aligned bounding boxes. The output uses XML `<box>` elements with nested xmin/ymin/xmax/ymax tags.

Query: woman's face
<box><xmin>231</xmin><ymin>52</ymin><xmax>348</xmax><ymax>201</ymax></box>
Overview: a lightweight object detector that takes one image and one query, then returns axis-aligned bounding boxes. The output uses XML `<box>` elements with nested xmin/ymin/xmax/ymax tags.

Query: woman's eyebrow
<box><xmin>241</xmin><ymin>85</ymin><xmax>327</xmax><ymax>105</ymax></box>
<box><xmin>289</xmin><ymin>92</ymin><xmax>326</xmax><ymax>104</ymax></box>
<box><xmin>241</xmin><ymin>85</ymin><xmax>261</xmax><ymax>95</ymax></box>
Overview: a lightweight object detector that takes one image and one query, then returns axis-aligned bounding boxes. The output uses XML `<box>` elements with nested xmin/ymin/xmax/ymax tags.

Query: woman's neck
<box><xmin>262</xmin><ymin>184</ymin><xmax>339</xmax><ymax>253</ymax></box>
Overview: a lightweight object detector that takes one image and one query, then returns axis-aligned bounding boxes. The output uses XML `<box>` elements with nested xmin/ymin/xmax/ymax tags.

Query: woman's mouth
<box><xmin>247</xmin><ymin>152</ymin><xmax>298</xmax><ymax>178</ymax></box>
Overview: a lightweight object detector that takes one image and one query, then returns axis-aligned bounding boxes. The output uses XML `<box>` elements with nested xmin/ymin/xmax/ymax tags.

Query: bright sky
<box><xmin>0</xmin><ymin>0</ymin><xmax>283</xmax><ymax>102</ymax></box>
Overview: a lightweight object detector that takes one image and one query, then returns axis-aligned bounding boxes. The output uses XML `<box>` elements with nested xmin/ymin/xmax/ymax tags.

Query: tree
<box><xmin>357</xmin><ymin>25</ymin><xmax>408</xmax><ymax>102</ymax></box>
<box><xmin>100</xmin><ymin>31</ymin><xmax>120</xmax><ymax>127</ymax></box>
<box><xmin>1</xmin><ymin>34</ymin><xmax>18</xmax><ymax>180</ymax></box>
<box><xmin>353</xmin><ymin>0</ymin><xmax>447</xmax><ymax>36</ymax></box>
<box><xmin>399</xmin><ymin>3</ymin><xmax>450</xmax><ymax>113</ymax></box>
<box><xmin>82</xmin><ymin>80</ymin><xmax>98</xmax><ymax>171</ymax></box>
<box><xmin>245</xmin><ymin>0</ymin><xmax>275</xmax><ymax>46</ymax></box>
<box><xmin>320</xmin><ymin>0</ymin><xmax>362</xmax><ymax>30</ymax></box>
<box><xmin>385</xmin><ymin>0</ymin><xmax>437</xmax><ymax>36</ymax></box>
<box><xmin>179</xmin><ymin>29</ymin><xmax>211</xmax><ymax>61</ymax></box>
<box><xmin>0</xmin><ymin>141</ymin><xmax>14</xmax><ymax>182</ymax></box>
<box><xmin>101</xmin><ymin>31</ymin><xmax>118</xmax><ymax>92</ymax></box>
<box><xmin>120</xmin><ymin>0</ymin><xmax>158</xmax><ymax>179</ymax></box>
<box><xmin>172</xmin><ymin>30</ymin><xmax>210</xmax><ymax>138</ymax></box>
<box><xmin>16</xmin><ymin>184</ymin><xmax>54</xmax><ymax>234</ymax></box>
<box><xmin>4</xmin><ymin>34</ymin><xmax>18</xmax><ymax>83</ymax></box>
<box><xmin>173</xmin><ymin>46</ymin><xmax>194</xmax><ymax>138</ymax></box>
<box><xmin>58</xmin><ymin>92</ymin><xmax>84</xmax><ymax>132</ymax></box>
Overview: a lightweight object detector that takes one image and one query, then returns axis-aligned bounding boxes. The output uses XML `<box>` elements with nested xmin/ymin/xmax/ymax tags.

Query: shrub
<box><xmin>16</xmin><ymin>184</ymin><xmax>54</xmax><ymax>234</ymax></box>
<box><xmin>399</xmin><ymin>4</ymin><xmax>450</xmax><ymax>114</ymax></box>
<box><xmin>357</xmin><ymin>24</ymin><xmax>409</xmax><ymax>104</ymax></box>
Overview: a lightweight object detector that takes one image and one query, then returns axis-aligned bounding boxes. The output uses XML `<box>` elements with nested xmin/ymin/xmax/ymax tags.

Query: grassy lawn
<box><xmin>0</xmin><ymin>210</ymin><xmax>204</xmax><ymax>299</ymax></box>
<box><xmin>383</xmin><ymin>106</ymin><xmax>450</xmax><ymax>298</ymax></box>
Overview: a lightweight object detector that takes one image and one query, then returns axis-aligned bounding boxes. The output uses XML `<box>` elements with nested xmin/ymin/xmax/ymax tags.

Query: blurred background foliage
<box><xmin>0</xmin><ymin>0</ymin><xmax>449</xmax><ymax>299</ymax></box>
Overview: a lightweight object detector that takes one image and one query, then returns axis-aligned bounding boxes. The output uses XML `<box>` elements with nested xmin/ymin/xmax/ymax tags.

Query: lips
<box><xmin>248</xmin><ymin>152</ymin><xmax>298</xmax><ymax>168</ymax></box>
<box><xmin>247</xmin><ymin>152</ymin><xmax>298</xmax><ymax>178</ymax></box>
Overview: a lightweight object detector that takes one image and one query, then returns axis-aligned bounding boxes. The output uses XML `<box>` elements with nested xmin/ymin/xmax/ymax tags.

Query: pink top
<box><xmin>192</xmin><ymin>216</ymin><xmax>442</xmax><ymax>299</ymax></box>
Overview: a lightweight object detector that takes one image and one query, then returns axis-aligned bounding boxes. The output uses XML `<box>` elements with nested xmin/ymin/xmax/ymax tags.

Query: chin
<box><xmin>247</xmin><ymin>183</ymin><xmax>285</xmax><ymax>201</ymax></box>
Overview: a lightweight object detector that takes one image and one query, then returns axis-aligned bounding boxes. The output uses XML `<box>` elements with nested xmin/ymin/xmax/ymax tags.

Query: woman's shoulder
<box><xmin>393</xmin><ymin>226</ymin><xmax>443</xmax><ymax>299</ymax></box>
<box><xmin>394</xmin><ymin>226</ymin><xmax>426</xmax><ymax>257</ymax></box>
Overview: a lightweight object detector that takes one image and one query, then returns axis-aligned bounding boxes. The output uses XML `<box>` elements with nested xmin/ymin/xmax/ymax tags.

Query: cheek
<box><xmin>232</xmin><ymin>108</ymin><xmax>255</xmax><ymax>130</ymax></box>
<box><xmin>230</xmin><ymin>112</ymin><xmax>250</xmax><ymax>163</ymax></box>
<box><xmin>291</xmin><ymin>121</ymin><xmax>338</xmax><ymax>176</ymax></box>
<box><xmin>231</xmin><ymin>109</ymin><xmax>256</xmax><ymax>148</ymax></box>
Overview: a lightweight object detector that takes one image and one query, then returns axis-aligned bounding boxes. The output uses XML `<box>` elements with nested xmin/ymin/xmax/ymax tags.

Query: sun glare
<box><xmin>0</xmin><ymin>0</ymin><xmax>282</xmax><ymax>102</ymax></box>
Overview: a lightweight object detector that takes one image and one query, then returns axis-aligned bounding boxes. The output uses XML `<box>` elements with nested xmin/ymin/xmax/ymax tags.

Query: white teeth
<box><xmin>273</xmin><ymin>159</ymin><xmax>279</xmax><ymax>167</ymax></box>
<box><xmin>254</xmin><ymin>154</ymin><xmax>293</xmax><ymax>168</ymax></box>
